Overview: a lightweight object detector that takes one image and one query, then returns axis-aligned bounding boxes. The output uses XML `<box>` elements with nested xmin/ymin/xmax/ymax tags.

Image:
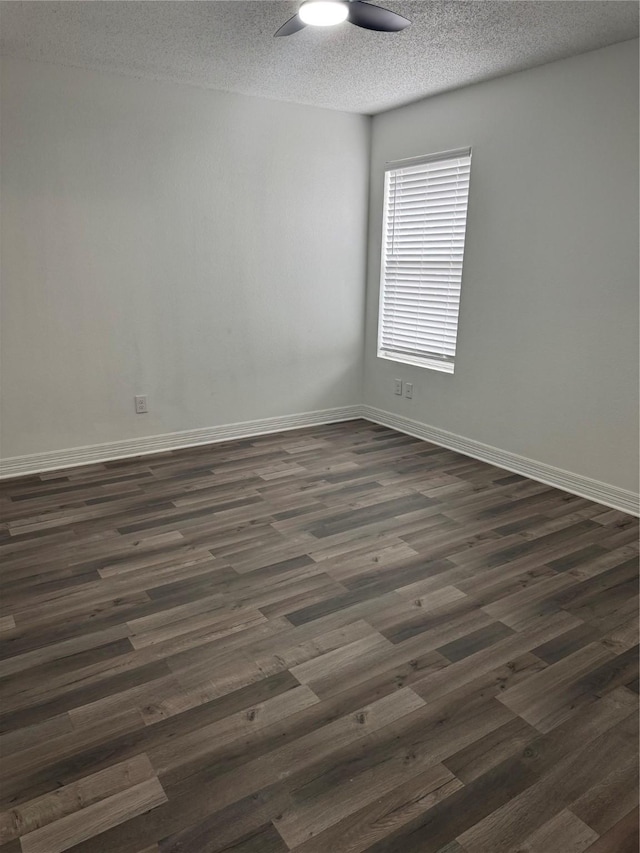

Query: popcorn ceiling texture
<box><xmin>0</xmin><ymin>1</ymin><xmax>638</xmax><ymax>113</ymax></box>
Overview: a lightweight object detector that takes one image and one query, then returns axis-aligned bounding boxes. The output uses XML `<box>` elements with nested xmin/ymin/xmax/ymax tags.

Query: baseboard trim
<box><xmin>0</xmin><ymin>405</ymin><xmax>362</xmax><ymax>479</ymax></box>
<box><xmin>361</xmin><ymin>405</ymin><xmax>640</xmax><ymax>517</ymax></box>
<box><xmin>2</xmin><ymin>403</ymin><xmax>638</xmax><ymax>516</ymax></box>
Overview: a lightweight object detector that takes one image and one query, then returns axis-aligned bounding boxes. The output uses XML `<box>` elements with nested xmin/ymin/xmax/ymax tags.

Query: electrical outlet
<box><xmin>405</xmin><ymin>383</ymin><xmax>413</xmax><ymax>399</ymax></box>
<box><xmin>394</xmin><ymin>379</ymin><xmax>403</xmax><ymax>395</ymax></box>
<box><xmin>135</xmin><ymin>395</ymin><xmax>148</xmax><ymax>414</ymax></box>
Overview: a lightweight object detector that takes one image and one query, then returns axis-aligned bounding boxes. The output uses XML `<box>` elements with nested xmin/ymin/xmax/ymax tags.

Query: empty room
<box><xmin>0</xmin><ymin>1</ymin><xmax>638</xmax><ymax>851</ymax></box>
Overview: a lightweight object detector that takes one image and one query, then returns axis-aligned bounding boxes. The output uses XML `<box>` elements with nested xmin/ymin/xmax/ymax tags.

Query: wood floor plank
<box><xmin>582</xmin><ymin>808</ymin><xmax>639</xmax><ymax>853</ymax></box>
<box><xmin>455</xmin><ymin>715</ymin><xmax>636</xmax><ymax>853</ymax></box>
<box><xmin>19</xmin><ymin>777</ymin><xmax>167</xmax><ymax>853</ymax></box>
<box><xmin>442</xmin><ymin>715</ymin><xmax>538</xmax><ymax>784</ymax></box>
<box><xmin>0</xmin><ymin>420</ymin><xmax>637</xmax><ymax>853</ymax></box>
<box><xmin>0</xmin><ymin>753</ymin><xmax>156</xmax><ymax>843</ymax></box>
<box><xmin>0</xmin><ymin>615</ymin><xmax>16</xmax><ymax>633</ymax></box>
<box><xmin>285</xmin><ymin>764</ymin><xmax>462</xmax><ymax>853</ymax></box>
<box><xmin>275</xmin><ymin>749</ymin><xmax>455</xmax><ymax>848</ymax></box>
<box><xmin>149</xmin><ymin>684</ymin><xmax>320</xmax><ymax>775</ymax></box>
<box><xmin>569</xmin><ymin>748</ymin><xmax>639</xmax><ymax>836</ymax></box>
<box><xmin>0</xmin><ymin>709</ymin><xmax>147</xmax><ymax>809</ymax></box>
<box><xmin>0</xmin><ymin>624</ymin><xmax>131</xmax><ymax>679</ymax></box>
<box><xmin>501</xmin><ymin>808</ymin><xmax>598</xmax><ymax>853</ymax></box>
<box><xmin>496</xmin><ymin>641</ymin><xmax>616</xmax><ymax>731</ymax></box>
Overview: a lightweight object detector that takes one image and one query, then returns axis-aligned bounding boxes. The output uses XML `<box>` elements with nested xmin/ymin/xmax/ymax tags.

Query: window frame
<box><xmin>376</xmin><ymin>147</ymin><xmax>472</xmax><ymax>375</ymax></box>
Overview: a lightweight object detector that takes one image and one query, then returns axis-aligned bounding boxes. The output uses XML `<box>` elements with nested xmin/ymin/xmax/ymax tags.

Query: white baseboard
<box><xmin>0</xmin><ymin>405</ymin><xmax>361</xmax><ymax>479</ymax></box>
<box><xmin>360</xmin><ymin>405</ymin><xmax>640</xmax><ymax>517</ymax></box>
<box><xmin>2</xmin><ymin>403</ymin><xmax>637</xmax><ymax>516</ymax></box>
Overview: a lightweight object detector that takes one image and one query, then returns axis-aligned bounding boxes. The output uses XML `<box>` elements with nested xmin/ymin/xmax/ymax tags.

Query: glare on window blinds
<box><xmin>378</xmin><ymin>149</ymin><xmax>471</xmax><ymax>373</ymax></box>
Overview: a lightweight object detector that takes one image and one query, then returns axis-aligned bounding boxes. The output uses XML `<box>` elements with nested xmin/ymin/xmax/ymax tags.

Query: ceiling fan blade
<box><xmin>347</xmin><ymin>1</ymin><xmax>410</xmax><ymax>32</ymax></box>
<box><xmin>274</xmin><ymin>14</ymin><xmax>307</xmax><ymax>36</ymax></box>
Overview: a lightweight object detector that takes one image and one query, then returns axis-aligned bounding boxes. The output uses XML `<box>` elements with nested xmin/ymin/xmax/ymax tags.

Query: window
<box><xmin>377</xmin><ymin>148</ymin><xmax>472</xmax><ymax>374</ymax></box>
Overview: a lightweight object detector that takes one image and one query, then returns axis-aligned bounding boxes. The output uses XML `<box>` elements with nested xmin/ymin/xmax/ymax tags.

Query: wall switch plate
<box><xmin>135</xmin><ymin>395</ymin><xmax>148</xmax><ymax>414</ymax></box>
<box><xmin>394</xmin><ymin>379</ymin><xmax>403</xmax><ymax>395</ymax></box>
<box><xmin>405</xmin><ymin>383</ymin><xmax>413</xmax><ymax>399</ymax></box>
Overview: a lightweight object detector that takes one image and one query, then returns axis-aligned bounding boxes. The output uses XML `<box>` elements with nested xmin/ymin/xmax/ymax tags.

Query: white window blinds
<box><xmin>377</xmin><ymin>148</ymin><xmax>472</xmax><ymax>374</ymax></box>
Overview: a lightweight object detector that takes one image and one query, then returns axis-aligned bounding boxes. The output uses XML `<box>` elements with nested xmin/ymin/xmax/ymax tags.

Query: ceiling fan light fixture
<box><xmin>298</xmin><ymin>0</ymin><xmax>348</xmax><ymax>27</ymax></box>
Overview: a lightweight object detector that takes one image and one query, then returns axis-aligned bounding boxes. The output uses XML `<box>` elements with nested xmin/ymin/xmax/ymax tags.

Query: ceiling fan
<box><xmin>275</xmin><ymin>0</ymin><xmax>411</xmax><ymax>36</ymax></box>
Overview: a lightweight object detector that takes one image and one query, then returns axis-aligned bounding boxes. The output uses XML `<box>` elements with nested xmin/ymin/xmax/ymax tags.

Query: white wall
<box><xmin>2</xmin><ymin>43</ymin><xmax>638</xmax><ymax>499</ymax></box>
<box><xmin>364</xmin><ymin>40</ymin><xmax>639</xmax><ymax>493</ymax></box>
<box><xmin>0</xmin><ymin>58</ymin><xmax>369</xmax><ymax>458</ymax></box>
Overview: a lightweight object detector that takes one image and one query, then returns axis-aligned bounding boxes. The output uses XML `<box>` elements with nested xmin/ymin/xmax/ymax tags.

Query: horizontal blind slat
<box><xmin>381</xmin><ymin>333</ymin><xmax>458</xmax><ymax>348</ymax></box>
<box><xmin>381</xmin><ymin>312</ymin><xmax>461</xmax><ymax>324</ymax></box>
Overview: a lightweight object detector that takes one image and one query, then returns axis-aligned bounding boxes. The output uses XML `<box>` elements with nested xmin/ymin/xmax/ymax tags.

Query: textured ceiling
<box><xmin>1</xmin><ymin>1</ymin><xmax>638</xmax><ymax>114</ymax></box>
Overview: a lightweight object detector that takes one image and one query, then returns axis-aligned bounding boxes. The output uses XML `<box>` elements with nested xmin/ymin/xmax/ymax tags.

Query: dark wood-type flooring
<box><xmin>0</xmin><ymin>419</ymin><xmax>638</xmax><ymax>853</ymax></box>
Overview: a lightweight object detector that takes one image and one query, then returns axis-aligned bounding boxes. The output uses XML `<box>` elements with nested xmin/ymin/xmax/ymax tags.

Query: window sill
<box><xmin>377</xmin><ymin>351</ymin><xmax>455</xmax><ymax>374</ymax></box>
